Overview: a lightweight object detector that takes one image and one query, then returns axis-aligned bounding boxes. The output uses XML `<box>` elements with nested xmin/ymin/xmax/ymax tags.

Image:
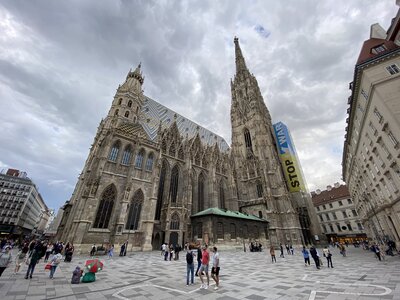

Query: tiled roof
<box><xmin>140</xmin><ymin>97</ymin><xmax>230</xmax><ymax>152</ymax></box>
<box><xmin>356</xmin><ymin>38</ymin><xmax>399</xmax><ymax>65</ymax></box>
<box><xmin>311</xmin><ymin>185</ymin><xmax>350</xmax><ymax>206</ymax></box>
<box><xmin>191</xmin><ymin>207</ymin><xmax>267</xmax><ymax>222</ymax></box>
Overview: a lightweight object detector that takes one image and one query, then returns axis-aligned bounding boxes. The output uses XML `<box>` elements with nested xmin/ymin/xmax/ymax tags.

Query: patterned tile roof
<box><xmin>140</xmin><ymin>97</ymin><xmax>230</xmax><ymax>152</ymax></box>
<box><xmin>191</xmin><ymin>207</ymin><xmax>268</xmax><ymax>222</ymax></box>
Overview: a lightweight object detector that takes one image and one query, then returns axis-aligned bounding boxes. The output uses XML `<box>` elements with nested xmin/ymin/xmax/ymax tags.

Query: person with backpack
<box><xmin>195</xmin><ymin>244</ymin><xmax>202</xmax><ymax>276</ymax></box>
<box><xmin>49</xmin><ymin>252</ymin><xmax>63</xmax><ymax>279</ymax></box>
<box><xmin>186</xmin><ymin>246</ymin><xmax>195</xmax><ymax>286</ymax></box>
<box><xmin>302</xmin><ymin>246</ymin><xmax>310</xmax><ymax>266</ymax></box>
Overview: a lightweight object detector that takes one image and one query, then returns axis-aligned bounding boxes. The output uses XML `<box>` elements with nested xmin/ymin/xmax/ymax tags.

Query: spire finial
<box><xmin>234</xmin><ymin>37</ymin><xmax>248</xmax><ymax>75</ymax></box>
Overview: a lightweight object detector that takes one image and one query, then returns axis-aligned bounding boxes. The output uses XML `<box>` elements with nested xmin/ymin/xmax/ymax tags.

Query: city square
<box><xmin>1</xmin><ymin>246</ymin><xmax>400</xmax><ymax>300</ymax></box>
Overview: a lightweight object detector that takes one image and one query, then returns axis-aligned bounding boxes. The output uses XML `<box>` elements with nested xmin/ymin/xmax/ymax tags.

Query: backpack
<box><xmin>186</xmin><ymin>252</ymin><xmax>193</xmax><ymax>264</ymax></box>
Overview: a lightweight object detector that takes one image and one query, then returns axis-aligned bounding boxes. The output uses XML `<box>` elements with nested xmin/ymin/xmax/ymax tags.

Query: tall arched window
<box><xmin>169</xmin><ymin>165</ymin><xmax>179</xmax><ymax>204</ymax></box>
<box><xmin>195</xmin><ymin>152</ymin><xmax>201</xmax><ymax>166</ymax></box>
<box><xmin>121</xmin><ymin>146</ymin><xmax>132</xmax><ymax>165</ymax></box>
<box><xmin>202</xmin><ymin>155</ymin><xmax>208</xmax><ymax>168</ymax></box>
<box><xmin>217</xmin><ymin>222</ymin><xmax>224</xmax><ymax>239</ymax></box>
<box><xmin>126</xmin><ymin>190</ymin><xmax>143</xmax><ymax>230</ymax></box>
<box><xmin>161</xmin><ymin>140</ymin><xmax>167</xmax><ymax>153</ymax></box>
<box><xmin>256</xmin><ymin>181</ymin><xmax>263</xmax><ymax>198</ymax></box>
<box><xmin>219</xmin><ymin>181</ymin><xmax>225</xmax><ymax>209</ymax></box>
<box><xmin>108</xmin><ymin>141</ymin><xmax>120</xmax><ymax>162</ymax></box>
<box><xmin>118</xmin><ymin>98</ymin><xmax>122</xmax><ymax>105</ymax></box>
<box><xmin>155</xmin><ymin>161</ymin><xmax>168</xmax><ymax>220</ymax></box>
<box><xmin>244</xmin><ymin>128</ymin><xmax>253</xmax><ymax>151</ymax></box>
<box><xmin>135</xmin><ymin>149</ymin><xmax>145</xmax><ymax>168</ymax></box>
<box><xmin>170</xmin><ymin>213</ymin><xmax>180</xmax><ymax>230</ymax></box>
<box><xmin>145</xmin><ymin>153</ymin><xmax>154</xmax><ymax>171</ymax></box>
<box><xmin>114</xmin><ymin>109</ymin><xmax>119</xmax><ymax>116</ymax></box>
<box><xmin>169</xmin><ymin>142</ymin><xmax>175</xmax><ymax>157</ymax></box>
<box><xmin>128</xmin><ymin>100</ymin><xmax>132</xmax><ymax>107</ymax></box>
<box><xmin>93</xmin><ymin>185</ymin><xmax>116</xmax><ymax>228</ymax></box>
<box><xmin>178</xmin><ymin>147</ymin><xmax>184</xmax><ymax>160</ymax></box>
<box><xmin>125</xmin><ymin>111</ymin><xmax>129</xmax><ymax>118</ymax></box>
<box><xmin>198</xmin><ymin>173</ymin><xmax>205</xmax><ymax>211</ymax></box>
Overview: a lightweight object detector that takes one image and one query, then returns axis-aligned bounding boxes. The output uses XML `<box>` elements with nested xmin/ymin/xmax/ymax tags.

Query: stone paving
<box><xmin>0</xmin><ymin>246</ymin><xmax>399</xmax><ymax>300</ymax></box>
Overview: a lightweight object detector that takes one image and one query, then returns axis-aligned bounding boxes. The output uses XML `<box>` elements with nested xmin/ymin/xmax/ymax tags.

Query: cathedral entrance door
<box><xmin>169</xmin><ymin>232</ymin><xmax>178</xmax><ymax>246</ymax></box>
<box><xmin>152</xmin><ymin>233</ymin><xmax>161</xmax><ymax>250</ymax></box>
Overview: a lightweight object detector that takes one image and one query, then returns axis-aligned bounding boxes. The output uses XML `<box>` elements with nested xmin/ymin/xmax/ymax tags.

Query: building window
<box><xmin>258</xmin><ymin>211</ymin><xmax>263</xmax><ymax>218</ymax></box>
<box><xmin>93</xmin><ymin>185</ymin><xmax>116</xmax><ymax>229</ymax></box>
<box><xmin>155</xmin><ymin>161</ymin><xmax>168</xmax><ymax>220</ymax></box>
<box><xmin>338</xmin><ymin>200</ymin><xmax>343</xmax><ymax>206</ymax></box>
<box><xmin>243</xmin><ymin>224</ymin><xmax>248</xmax><ymax>239</ymax></box>
<box><xmin>161</xmin><ymin>140</ymin><xmax>167</xmax><ymax>154</ymax></box>
<box><xmin>319</xmin><ymin>215</ymin><xmax>323</xmax><ymax>222</ymax></box>
<box><xmin>126</xmin><ymin>190</ymin><xmax>144</xmax><ymax>230</ymax></box>
<box><xmin>244</xmin><ymin>128</ymin><xmax>253</xmax><ymax>152</ymax></box>
<box><xmin>145</xmin><ymin>153</ymin><xmax>154</xmax><ymax>171</ymax></box>
<box><xmin>329</xmin><ymin>203</ymin><xmax>333</xmax><ymax>208</ymax></box>
<box><xmin>198</xmin><ymin>173</ymin><xmax>205</xmax><ymax>211</ymax></box>
<box><xmin>372</xmin><ymin>44</ymin><xmax>386</xmax><ymax>53</ymax></box>
<box><xmin>336</xmin><ymin>224</ymin><xmax>342</xmax><ymax>232</ymax></box>
<box><xmin>332</xmin><ymin>212</ymin><xmax>337</xmax><ymax>220</ymax></box>
<box><xmin>169</xmin><ymin>142</ymin><xmax>176</xmax><ymax>157</ymax></box>
<box><xmin>329</xmin><ymin>224</ymin><xmax>334</xmax><ymax>232</ymax></box>
<box><xmin>178</xmin><ymin>147</ymin><xmax>184</xmax><ymax>160</ymax></box>
<box><xmin>114</xmin><ymin>109</ymin><xmax>119</xmax><ymax>116</ymax></box>
<box><xmin>128</xmin><ymin>100</ymin><xmax>132</xmax><ymax>107</ymax></box>
<box><xmin>373</xmin><ymin>108</ymin><xmax>383</xmax><ymax>123</ymax></box>
<box><xmin>170</xmin><ymin>213</ymin><xmax>180</xmax><ymax>230</ymax></box>
<box><xmin>256</xmin><ymin>181</ymin><xmax>263</xmax><ymax>198</ymax></box>
<box><xmin>169</xmin><ymin>165</ymin><xmax>179</xmax><ymax>204</ymax></box>
<box><xmin>135</xmin><ymin>149</ymin><xmax>145</xmax><ymax>169</ymax></box>
<box><xmin>197</xmin><ymin>222</ymin><xmax>202</xmax><ymax>238</ymax></box>
<box><xmin>357</xmin><ymin>222</ymin><xmax>364</xmax><ymax>230</ymax></box>
<box><xmin>347</xmin><ymin>199</ymin><xmax>352</xmax><ymax>204</ymax></box>
<box><xmin>342</xmin><ymin>211</ymin><xmax>348</xmax><ymax>218</ymax></box>
<box><xmin>219</xmin><ymin>181</ymin><xmax>225</xmax><ymax>209</ymax></box>
<box><xmin>352</xmin><ymin>209</ymin><xmax>358</xmax><ymax>217</ymax></box>
<box><xmin>217</xmin><ymin>222</ymin><xmax>224</xmax><ymax>239</ymax></box>
<box><xmin>317</xmin><ymin>206</ymin><xmax>320</xmax><ymax>211</ymax></box>
<box><xmin>388</xmin><ymin>131</ymin><xmax>399</xmax><ymax>147</ymax></box>
<box><xmin>108</xmin><ymin>142</ymin><xmax>120</xmax><ymax>162</ymax></box>
<box><xmin>230</xmin><ymin>223</ymin><xmax>236</xmax><ymax>239</ymax></box>
<box><xmin>322</xmin><ymin>224</ymin><xmax>327</xmax><ymax>233</ymax></box>
<box><xmin>322</xmin><ymin>204</ymin><xmax>326</xmax><ymax>210</ymax></box>
<box><xmin>386</xmin><ymin>64</ymin><xmax>400</xmax><ymax>75</ymax></box>
<box><xmin>121</xmin><ymin>146</ymin><xmax>132</xmax><ymax>165</ymax></box>
<box><xmin>347</xmin><ymin>223</ymin><xmax>353</xmax><ymax>231</ymax></box>
<box><xmin>124</xmin><ymin>111</ymin><xmax>129</xmax><ymax>118</ymax></box>
<box><xmin>118</xmin><ymin>98</ymin><xmax>122</xmax><ymax>105</ymax></box>
<box><xmin>325</xmin><ymin>213</ymin><xmax>330</xmax><ymax>221</ymax></box>
<box><xmin>361</xmin><ymin>89</ymin><xmax>368</xmax><ymax>100</ymax></box>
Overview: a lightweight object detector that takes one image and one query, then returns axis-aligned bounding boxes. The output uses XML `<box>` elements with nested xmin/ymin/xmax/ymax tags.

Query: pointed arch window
<box><xmin>169</xmin><ymin>165</ymin><xmax>179</xmax><ymax>204</ymax></box>
<box><xmin>178</xmin><ymin>147</ymin><xmax>184</xmax><ymax>160</ymax></box>
<box><xmin>114</xmin><ymin>109</ymin><xmax>119</xmax><ymax>116</ymax></box>
<box><xmin>93</xmin><ymin>185</ymin><xmax>116</xmax><ymax>228</ymax></box>
<box><xmin>256</xmin><ymin>181</ymin><xmax>263</xmax><ymax>198</ymax></box>
<box><xmin>118</xmin><ymin>98</ymin><xmax>122</xmax><ymax>105</ymax></box>
<box><xmin>145</xmin><ymin>153</ymin><xmax>154</xmax><ymax>171</ymax></box>
<box><xmin>169</xmin><ymin>142</ymin><xmax>176</xmax><ymax>157</ymax></box>
<box><xmin>170</xmin><ymin>213</ymin><xmax>180</xmax><ymax>230</ymax></box>
<box><xmin>125</xmin><ymin>111</ymin><xmax>129</xmax><ymax>118</ymax></box>
<box><xmin>128</xmin><ymin>100</ymin><xmax>132</xmax><ymax>107</ymax></box>
<box><xmin>135</xmin><ymin>149</ymin><xmax>145</xmax><ymax>169</ymax></box>
<box><xmin>198</xmin><ymin>173</ymin><xmax>205</xmax><ymax>211</ymax></box>
<box><xmin>108</xmin><ymin>142</ymin><xmax>120</xmax><ymax>162</ymax></box>
<box><xmin>155</xmin><ymin>161</ymin><xmax>168</xmax><ymax>220</ymax></box>
<box><xmin>161</xmin><ymin>140</ymin><xmax>167</xmax><ymax>154</ymax></box>
<box><xmin>195</xmin><ymin>152</ymin><xmax>201</xmax><ymax>166</ymax></box>
<box><xmin>202</xmin><ymin>155</ymin><xmax>208</xmax><ymax>168</ymax></box>
<box><xmin>244</xmin><ymin>128</ymin><xmax>253</xmax><ymax>152</ymax></box>
<box><xmin>216</xmin><ymin>160</ymin><xmax>221</xmax><ymax>173</ymax></box>
<box><xmin>219</xmin><ymin>181</ymin><xmax>225</xmax><ymax>209</ymax></box>
<box><xmin>126</xmin><ymin>190</ymin><xmax>143</xmax><ymax>230</ymax></box>
<box><xmin>121</xmin><ymin>146</ymin><xmax>132</xmax><ymax>165</ymax></box>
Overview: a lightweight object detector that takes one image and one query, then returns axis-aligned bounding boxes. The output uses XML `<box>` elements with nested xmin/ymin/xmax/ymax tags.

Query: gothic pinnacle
<box><xmin>234</xmin><ymin>37</ymin><xmax>248</xmax><ymax>75</ymax></box>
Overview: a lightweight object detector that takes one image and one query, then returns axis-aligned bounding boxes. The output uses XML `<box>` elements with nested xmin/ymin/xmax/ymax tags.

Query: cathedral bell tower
<box><xmin>105</xmin><ymin>63</ymin><xmax>145</xmax><ymax>128</ymax></box>
<box><xmin>230</xmin><ymin>38</ymin><xmax>303</xmax><ymax>245</ymax></box>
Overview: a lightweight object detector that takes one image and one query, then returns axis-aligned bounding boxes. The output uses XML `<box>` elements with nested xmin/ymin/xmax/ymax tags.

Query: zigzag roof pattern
<box><xmin>140</xmin><ymin>96</ymin><xmax>230</xmax><ymax>152</ymax></box>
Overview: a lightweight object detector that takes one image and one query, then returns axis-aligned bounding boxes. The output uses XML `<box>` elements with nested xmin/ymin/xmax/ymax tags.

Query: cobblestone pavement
<box><xmin>0</xmin><ymin>246</ymin><xmax>399</xmax><ymax>300</ymax></box>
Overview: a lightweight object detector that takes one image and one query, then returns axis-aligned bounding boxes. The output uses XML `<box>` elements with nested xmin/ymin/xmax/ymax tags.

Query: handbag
<box><xmin>45</xmin><ymin>263</ymin><xmax>52</xmax><ymax>271</ymax></box>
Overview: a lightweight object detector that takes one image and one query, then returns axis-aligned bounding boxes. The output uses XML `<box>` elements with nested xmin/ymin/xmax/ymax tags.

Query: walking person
<box><xmin>14</xmin><ymin>248</ymin><xmax>26</xmax><ymax>274</ymax></box>
<box><xmin>25</xmin><ymin>245</ymin><xmax>43</xmax><ymax>279</ymax></box>
<box><xmin>199</xmin><ymin>245</ymin><xmax>210</xmax><ymax>289</ymax></box>
<box><xmin>290</xmin><ymin>244</ymin><xmax>294</xmax><ymax>255</ymax></box>
<box><xmin>195</xmin><ymin>244</ymin><xmax>202</xmax><ymax>276</ymax></box>
<box><xmin>49</xmin><ymin>252</ymin><xmax>63</xmax><ymax>279</ymax></box>
<box><xmin>211</xmin><ymin>247</ymin><xmax>220</xmax><ymax>290</ymax></box>
<box><xmin>64</xmin><ymin>242</ymin><xmax>74</xmax><ymax>262</ymax></box>
<box><xmin>309</xmin><ymin>246</ymin><xmax>320</xmax><ymax>269</ymax></box>
<box><xmin>90</xmin><ymin>244</ymin><xmax>96</xmax><ymax>257</ymax></box>
<box><xmin>279</xmin><ymin>243</ymin><xmax>285</xmax><ymax>258</ymax></box>
<box><xmin>169</xmin><ymin>244</ymin><xmax>174</xmax><ymax>261</ymax></box>
<box><xmin>44</xmin><ymin>243</ymin><xmax>53</xmax><ymax>262</ymax></box>
<box><xmin>323</xmin><ymin>246</ymin><xmax>334</xmax><ymax>268</ymax></box>
<box><xmin>302</xmin><ymin>246</ymin><xmax>310</xmax><ymax>267</ymax></box>
<box><xmin>374</xmin><ymin>244</ymin><xmax>382</xmax><ymax>261</ymax></box>
<box><xmin>0</xmin><ymin>246</ymin><xmax>12</xmax><ymax>277</ymax></box>
<box><xmin>186</xmin><ymin>246</ymin><xmax>195</xmax><ymax>286</ymax></box>
<box><xmin>108</xmin><ymin>244</ymin><xmax>114</xmax><ymax>259</ymax></box>
<box><xmin>119</xmin><ymin>243</ymin><xmax>126</xmax><ymax>257</ymax></box>
<box><xmin>270</xmin><ymin>246</ymin><xmax>276</xmax><ymax>263</ymax></box>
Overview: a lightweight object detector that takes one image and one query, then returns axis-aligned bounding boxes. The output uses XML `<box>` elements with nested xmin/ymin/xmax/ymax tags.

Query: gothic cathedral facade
<box><xmin>57</xmin><ymin>38</ymin><xmax>303</xmax><ymax>252</ymax></box>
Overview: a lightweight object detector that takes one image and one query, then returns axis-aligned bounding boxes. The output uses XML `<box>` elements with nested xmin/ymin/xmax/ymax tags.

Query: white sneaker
<box><xmin>214</xmin><ymin>286</ymin><xmax>219</xmax><ymax>290</ymax></box>
<box><xmin>204</xmin><ymin>285</ymin><xmax>208</xmax><ymax>290</ymax></box>
<box><xmin>200</xmin><ymin>284</ymin><xmax>204</xmax><ymax>289</ymax></box>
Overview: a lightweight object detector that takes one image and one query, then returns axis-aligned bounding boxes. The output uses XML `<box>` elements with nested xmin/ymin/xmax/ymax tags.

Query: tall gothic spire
<box><xmin>234</xmin><ymin>37</ymin><xmax>248</xmax><ymax>75</ymax></box>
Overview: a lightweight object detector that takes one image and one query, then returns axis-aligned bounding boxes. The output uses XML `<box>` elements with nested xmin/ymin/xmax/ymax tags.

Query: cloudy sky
<box><xmin>0</xmin><ymin>0</ymin><xmax>397</xmax><ymax>210</ymax></box>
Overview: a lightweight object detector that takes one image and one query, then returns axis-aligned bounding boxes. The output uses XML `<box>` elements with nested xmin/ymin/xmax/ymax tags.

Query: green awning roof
<box><xmin>191</xmin><ymin>207</ymin><xmax>267</xmax><ymax>222</ymax></box>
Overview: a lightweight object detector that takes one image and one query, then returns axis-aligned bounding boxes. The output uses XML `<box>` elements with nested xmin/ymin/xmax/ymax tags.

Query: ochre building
<box><xmin>57</xmin><ymin>38</ymin><xmax>305</xmax><ymax>253</ymax></box>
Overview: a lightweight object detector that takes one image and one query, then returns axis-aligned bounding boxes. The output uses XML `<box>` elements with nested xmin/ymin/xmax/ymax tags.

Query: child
<box><xmin>108</xmin><ymin>245</ymin><xmax>114</xmax><ymax>259</ymax></box>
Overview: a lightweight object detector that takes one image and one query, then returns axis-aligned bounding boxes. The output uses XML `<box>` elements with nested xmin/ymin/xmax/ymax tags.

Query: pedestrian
<box><xmin>290</xmin><ymin>244</ymin><xmax>294</xmax><ymax>255</ymax></box>
<box><xmin>14</xmin><ymin>249</ymin><xmax>26</xmax><ymax>274</ymax></box>
<box><xmin>124</xmin><ymin>241</ymin><xmax>128</xmax><ymax>256</ymax></box>
<box><xmin>71</xmin><ymin>266</ymin><xmax>83</xmax><ymax>284</ymax></box>
<box><xmin>340</xmin><ymin>243</ymin><xmax>346</xmax><ymax>257</ymax></box>
<box><xmin>64</xmin><ymin>242</ymin><xmax>74</xmax><ymax>262</ymax></box>
<box><xmin>161</xmin><ymin>243</ymin><xmax>166</xmax><ymax>257</ymax></box>
<box><xmin>286</xmin><ymin>244</ymin><xmax>290</xmax><ymax>254</ymax></box>
<box><xmin>0</xmin><ymin>246</ymin><xmax>12</xmax><ymax>277</ymax></box>
<box><xmin>49</xmin><ymin>252</ymin><xmax>62</xmax><ymax>279</ymax></box>
<box><xmin>108</xmin><ymin>244</ymin><xmax>114</xmax><ymax>259</ymax></box>
<box><xmin>302</xmin><ymin>246</ymin><xmax>310</xmax><ymax>267</ymax></box>
<box><xmin>44</xmin><ymin>243</ymin><xmax>53</xmax><ymax>262</ymax></box>
<box><xmin>374</xmin><ymin>244</ymin><xmax>382</xmax><ymax>261</ymax></box>
<box><xmin>323</xmin><ymin>246</ymin><xmax>334</xmax><ymax>268</ymax></box>
<box><xmin>164</xmin><ymin>245</ymin><xmax>169</xmax><ymax>261</ymax></box>
<box><xmin>199</xmin><ymin>244</ymin><xmax>210</xmax><ymax>289</ymax></box>
<box><xmin>270</xmin><ymin>246</ymin><xmax>276</xmax><ymax>263</ymax></box>
<box><xmin>25</xmin><ymin>245</ymin><xmax>43</xmax><ymax>279</ymax></box>
<box><xmin>186</xmin><ymin>246</ymin><xmax>195</xmax><ymax>286</ymax></box>
<box><xmin>211</xmin><ymin>246</ymin><xmax>220</xmax><ymax>290</ymax></box>
<box><xmin>169</xmin><ymin>244</ymin><xmax>174</xmax><ymax>261</ymax></box>
<box><xmin>90</xmin><ymin>244</ymin><xmax>96</xmax><ymax>257</ymax></box>
<box><xmin>309</xmin><ymin>246</ymin><xmax>320</xmax><ymax>269</ymax></box>
<box><xmin>279</xmin><ymin>243</ymin><xmax>285</xmax><ymax>258</ymax></box>
<box><xmin>119</xmin><ymin>243</ymin><xmax>126</xmax><ymax>257</ymax></box>
<box><xmin>195</xmin><ymin>244</ymin><xmax>202</xmax><ymax>276</ymax></box>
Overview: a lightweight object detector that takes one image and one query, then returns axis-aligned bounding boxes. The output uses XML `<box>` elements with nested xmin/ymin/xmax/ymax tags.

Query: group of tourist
<box><xmin>161</xmin><ymin>243</ymin><xmax>182</xmax><ymax>261</ymax></box>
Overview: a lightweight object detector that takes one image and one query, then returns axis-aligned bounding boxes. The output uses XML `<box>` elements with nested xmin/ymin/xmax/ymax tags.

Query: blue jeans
<box><xmin>50</xmin><ymin>266</ymin><xmax>57</xmax><ymax>278</ymax></box>
<box><xmin>195</xmin><ymin>260</ymin><xmax>201</xmax><ymax>275</ymax></box>
<box><xmin>25</xmin><ymin>263</ymin><xmax>36</xmax><ymax>278</ymax></box>
<box><xmin>187</xmin><ymin>263</ymin><xmax>194</xmax><ymax>285</ymax></box>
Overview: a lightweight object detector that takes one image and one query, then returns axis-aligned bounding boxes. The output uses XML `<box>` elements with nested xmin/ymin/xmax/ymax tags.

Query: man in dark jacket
<box><xmin>195</xmin><ymin>244</ymin><xmax>202</xmax><ymax>276</ymax></box>
<box><xmin>309</xmin><ymin>246</ymin><xmax>321</xmax><ymax>269</ymax></box>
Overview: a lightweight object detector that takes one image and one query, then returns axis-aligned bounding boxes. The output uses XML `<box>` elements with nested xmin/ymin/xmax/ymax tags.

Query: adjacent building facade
<box><xmin>342</xmin><ymin>5</ymin><xmax>400</xmax><ymax>245</ymax></box>
<box><xmin>57</xmin><ymin>38</ymin><xmax>305</xmax><ymax>253</ymax></box>
<box><xmin>312</xmin><ymin>184</ymin><xmax>367</xmax><ymax>243</ymax></box>
<box><xmin>0</xmin><ymin>169</ymin><xmax>50</xmax><ymax>238</ymax></box>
